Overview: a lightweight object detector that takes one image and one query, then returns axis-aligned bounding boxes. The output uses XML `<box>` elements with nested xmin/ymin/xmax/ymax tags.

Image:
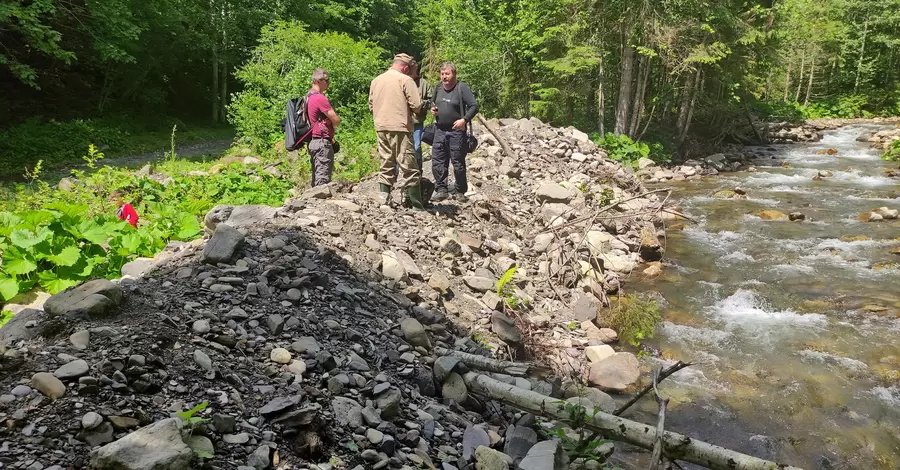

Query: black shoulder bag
<box><xmin>458</xmin><ymin>83</ymin><xmax>479</xmax><ymax>154</ymax></box>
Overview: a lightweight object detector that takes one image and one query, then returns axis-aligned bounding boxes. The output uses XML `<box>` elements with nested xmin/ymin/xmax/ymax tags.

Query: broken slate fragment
<box><xmin>201</xmin><ymin>223</ymin><xmax>244</xmax><ymax>265</ymax></box>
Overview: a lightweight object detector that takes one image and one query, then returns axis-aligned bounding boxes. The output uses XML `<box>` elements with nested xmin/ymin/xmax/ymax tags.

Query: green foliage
<box><xmin>548</xmin><ymin>400</ymin><xmax>617</xmax><ymax>466</ymax></box>
<box><xmin>883</xmin><ymin>140</ymin><xmax>900</xmax><ymax>162</ymax></box>
<box><xmin>599</xmin><ymin>294</ymin><xmax>662</xmax><ymax>347</ymax></box>
<box><xmin>176</xmin><ymin>401</ymin><xmax>210</xmax><ymax>427</ymax></box>
<box><xmin>0</xmin><ymin>144</ymin><xmax>292</xmax><ymax>301</ymax></box>
<box><xmin>230</xmin><ymin>21</ymin><xmax>384</xmax><ymax>151</ymax></box>
<box><xmin>0</xmin><ymin>310</ymin><xmax>12</xmax><ymax>327</ymax></box>
<box><xmin>594</xmin><ymin>133</ymin><xmax>670</xmax><ymax>167</ymax></box>
<box><xmin>496</xmin><ymin>266</ymin><xmax>529</xmax><ymax>310</ymax></box>
<box><xmin>0</xmin><ymin>206</ymin><xmax>159</xmax><ymax>300</ymax></box>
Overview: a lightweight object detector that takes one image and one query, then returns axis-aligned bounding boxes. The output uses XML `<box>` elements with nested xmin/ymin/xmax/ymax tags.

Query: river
<box><xmin>631</xmin><ymin>125</ymin><xmax>900</xmax><ymax>469</ymax></box>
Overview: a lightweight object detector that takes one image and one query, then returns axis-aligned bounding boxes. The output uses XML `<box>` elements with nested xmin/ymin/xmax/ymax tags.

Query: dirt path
<box><xmin>96</xmin><ymin>139</ymin><xmax>233</xmax><ymax>170</ymax></box>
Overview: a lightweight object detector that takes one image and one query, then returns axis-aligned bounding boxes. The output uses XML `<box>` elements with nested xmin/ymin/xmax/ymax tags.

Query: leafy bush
<box><xmin>0</xmin><ymin>145</ymin><xmax>293</xmax><ymax>302</ymax></box>
<box><xmin>883</xmin><ymin>140</ymin><xmax>900</xmax><ymax>162</ymax></box>
<box><xmin>598</xmin><ymin>294</ymin><xmax>662</xmax><ymax>346</ymax></box>
<box><xmin>229</xmin><ymin>21</ymin><xmax>385</xmax><ymax>156</ymax></box>
<box><xmin>0</xmin><ymin>205</ymin><xmax>166</xmax><ymax>300</ymax></box>
<box><xmin>593</xmin><ymin>133</ymin><xmax>670</xmax><ymax>167</ymax></box>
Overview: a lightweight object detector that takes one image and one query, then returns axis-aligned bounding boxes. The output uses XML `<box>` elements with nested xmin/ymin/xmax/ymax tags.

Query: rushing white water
<box><xmin>638</xmin><ymin>125</ymin><xmax>900</xmax><ymax>469</ymax></box>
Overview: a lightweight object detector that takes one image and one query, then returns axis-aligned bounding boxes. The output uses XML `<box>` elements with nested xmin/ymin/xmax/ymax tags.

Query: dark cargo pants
<box><xmin>431</xmin><ymin>128</ymin><xmax>467</xmax><ymax>194</ymax></box>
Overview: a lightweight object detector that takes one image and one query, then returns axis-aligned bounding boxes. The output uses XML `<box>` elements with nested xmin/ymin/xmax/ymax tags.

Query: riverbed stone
<box><xmin>588</xmin><ymin>352</ymin><xmax>641</xmax><ymax>392</ymax></box>
<box><xmin>758</xmin><ymin>210</ymin><xmax>788</xmax><ymax>220</ymax></box>
<box><xmin>535</xmin><ymin>183</ymin><xmax>574</xmax><ymax>203</ymax></box>
<box><xmin>518</xmin><ymin>440</ymin><xmax>567</xmax><ymax>470</ymax></box>
<box><xmin>44</xmin><ymin>279</ymin><xmax>123</xmax><ymax>318</ymax></box>
<box><xmin>90</xmin><ymin>418</ymin><xmax>192</xmax><ymax>470</ymax></box>
<box><xmin>475</xmin><ymin>446</ymin><xmax>513</xmax><ymax>470</ymax></box>
<box><xmin>54</xmin><ymin>359</ymin><xmax>89</xmax><ymax>380</ymax></box>
<box><xmin>31</xmin><ymin>372</ymin><xmax>66</xmax><ymax>398</ymax></box>
<box><xmin>201</xmin><ymin>223</ymin><xmax>245</xmax><ymax>264</ymax></box>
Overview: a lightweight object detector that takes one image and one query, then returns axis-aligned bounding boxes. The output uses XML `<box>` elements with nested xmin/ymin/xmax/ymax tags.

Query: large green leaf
<box><xmin>0</xmin><ymin>277</ymin><xmax>19</xmax><ymax>301</ymax></box>
<box><xmin>17</xmin><ymin>210</ymin><xmax>56</xmax><ymax>230</ymax></box>
<box><xmin>45</xmin><ymin>202</ymin><xmax>90</xmax><ymax>218</ymax></box>
<box><xmin>3</xmin><ymin>254</ymin><xmax>38</xmax><ymax>276</ymax></box>
<box><xmin>0</xmin><ymin>212</ymin><xmax>23</xmax><ymax>236</ymax></box>
<box><xmin>175</xmin><ymin>213</ymin><xmax>202</xmax><ymax>240</ymax></box>
<box><xmin>48</xmin><ymin>245</ymin><xmax>82</xmax><ymax>267</ymax></box>
<box><xmin>9</xmin><ymin>227</ymin><xmax>52</xmax><ymax>248</ymax></box>
<box><xmin>118</xmin><ymin>232</ymin><xmax>143</xmax><ymax>253</ymax></box>
<box><xmin>38</xmin><ymin>271</ymin><xmax>80</xmax><ymax>294</ymax></box>
<box><xmin>75</xmin><ymin>220</ymin><xmax>111</xmax><ymax>245</ymax></box>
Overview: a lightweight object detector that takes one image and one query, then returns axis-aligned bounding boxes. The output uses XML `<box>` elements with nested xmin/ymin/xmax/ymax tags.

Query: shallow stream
<box><xmin>633</xmin><ymin>126</ymin><xmax>900</xmax><ymax>468</ymax></box>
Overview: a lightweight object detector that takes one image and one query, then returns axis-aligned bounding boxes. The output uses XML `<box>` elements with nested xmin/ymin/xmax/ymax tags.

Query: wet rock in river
<box><xmin>758</xmin><ymin>210</ymin><xmax>788</xmax><ymax>220</ymax></box>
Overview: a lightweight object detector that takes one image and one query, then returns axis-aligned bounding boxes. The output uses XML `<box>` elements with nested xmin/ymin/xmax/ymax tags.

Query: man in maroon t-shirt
<box><xmin>307</xmin><ymin>68</ymin><xmax>341</xmax><ymax>187</ymax></box>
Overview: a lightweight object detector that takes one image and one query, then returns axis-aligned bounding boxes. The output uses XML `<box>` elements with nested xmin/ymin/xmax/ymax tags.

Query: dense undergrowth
<box><xmin>755</xmin><ymin>93</ymin><xmax>900</xmax><ymax>121</ymax></box>
<box><xmin>0</xmin><ymin>144</ymin><xmax>296</xmax><ymax>302</ymax></box>
<box><xmin>883</xmin><ymin>140</ymin><xmax>900</xmax><ymax>162</ymax></box>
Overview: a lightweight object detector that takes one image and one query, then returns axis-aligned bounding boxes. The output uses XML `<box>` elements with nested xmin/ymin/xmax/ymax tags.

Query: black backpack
<box><xmin>283</xmin><ymin>94</ymin><xmax>313</xmax><ymax>151</ymax></box>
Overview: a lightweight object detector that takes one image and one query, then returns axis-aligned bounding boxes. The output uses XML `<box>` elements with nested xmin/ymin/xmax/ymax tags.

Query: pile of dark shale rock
<box><xmin>0</xmin><ymin>118</ymin><xmax>678</xmax><ymax>470</ymax></box>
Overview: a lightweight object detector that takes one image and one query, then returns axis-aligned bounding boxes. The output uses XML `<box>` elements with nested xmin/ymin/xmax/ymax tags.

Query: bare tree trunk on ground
<box><xmin>462</xmin><ymin>372</ymin><xmax>804</xmax><ymax>470</ymax></box>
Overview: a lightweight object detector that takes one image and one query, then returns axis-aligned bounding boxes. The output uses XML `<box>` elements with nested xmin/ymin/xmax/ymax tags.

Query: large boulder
<box><xmin>518</xmin><ymin>440</ymin><xmax>568</xmax><ymax>470</ymax></box>
<box><xmin>44</xmin><ymin>279</ymin><xmax>123</xmax><ymax>318</ymax></box>
<box><xmin>90</xmin><ymin>418</ymin><xmax>192</xmax><ymax>470</ymax></box>
<box><xmin>201</xmin><ymin>223</ymin><xmax>245</xmax><ymax>265</ymax></box>
<box><xmin>588</xmin><ymin>352</ymin><xmax>641</xmax><ymax>392</ymax></box>
<box><xmin>0</xmin><ymin>308</ymin><xmax>44</xmax><ymax>346</ymax></box>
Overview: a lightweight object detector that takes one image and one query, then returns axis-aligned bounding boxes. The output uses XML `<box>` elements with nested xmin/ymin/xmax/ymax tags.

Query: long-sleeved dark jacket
<box><xmin>434</xmin><ymin>81</ymin><xmax>479</xmax><ymax>131</ymax></box>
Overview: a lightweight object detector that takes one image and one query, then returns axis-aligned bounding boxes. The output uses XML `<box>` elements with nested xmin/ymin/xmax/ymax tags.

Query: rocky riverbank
<box><xmin>0</xmin><ymin>119</ymin><xmax>683</xmax><ymax>470</ymax></box>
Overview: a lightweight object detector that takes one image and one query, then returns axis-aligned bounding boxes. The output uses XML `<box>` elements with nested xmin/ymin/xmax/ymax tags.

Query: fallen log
<box><xmin>434</xmin><ymin>347</ymin><xmax>550</xmax><ymax>378</ymax></box>
<box><xmin>462</xmin><ymin>372</ymin><xmax>803</xmax><ymax>470</ymax></box>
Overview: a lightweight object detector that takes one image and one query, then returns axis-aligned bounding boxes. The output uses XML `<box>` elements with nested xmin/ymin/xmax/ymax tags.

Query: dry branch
<box><xmin>476</xmin><ymin>114</ymin><xmax>515</xmax><ymax>158</ymax></box>
<box><xmin>614</xmin><ymin>360</ymin><xmax>693</xmax><ymax>416</ymax></box>
<box><xmin>462</xmin><ymin>372</ymin><xmax>803</xmax><ymax>470</ymax></box>
<box><xmin>649</xmin><ymin>368</ymin><xmax>669</xmax><ymax>470</ymax></box>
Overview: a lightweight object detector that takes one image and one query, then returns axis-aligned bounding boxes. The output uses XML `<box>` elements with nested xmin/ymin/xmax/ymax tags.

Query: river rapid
<box><xmin>633</xmin><ymin>125</ymin><xmax>900</xmax><ymax>469</ymax></box>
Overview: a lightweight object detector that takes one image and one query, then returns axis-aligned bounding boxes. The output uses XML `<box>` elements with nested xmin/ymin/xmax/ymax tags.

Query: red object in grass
<box><xmin>116</xmin><ymin>203</ymin><xmax>139</xmax><ymax>227</ymax></box>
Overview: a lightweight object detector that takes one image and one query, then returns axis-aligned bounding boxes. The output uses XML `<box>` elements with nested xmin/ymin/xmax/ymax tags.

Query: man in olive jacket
<box><xmin>410</xmin><ymin>59</ymin><xmax>434</xmax><ymax>173</ymax></box>
<box><xmin>368</xmin><ymin>53</ymin><xmax>425</xmax><ymax>209</ymax></box>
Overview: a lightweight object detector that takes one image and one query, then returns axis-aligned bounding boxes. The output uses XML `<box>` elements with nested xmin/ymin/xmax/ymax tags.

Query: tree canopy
<box><xmin>1</xmin><ymin>0</ymin><xmax>898</xmax><ymax>154</ymax></box>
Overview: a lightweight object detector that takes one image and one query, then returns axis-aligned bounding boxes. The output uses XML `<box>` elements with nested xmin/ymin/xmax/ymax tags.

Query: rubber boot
<box><xmin>405</xmin><ymin>185</ymin><xmax>426</xmax><ymax>211</ymax></box>
<box><xmin>378</xmin><ymin>183</ymin><xmax>392</xmax><ymax>206</ymax></box>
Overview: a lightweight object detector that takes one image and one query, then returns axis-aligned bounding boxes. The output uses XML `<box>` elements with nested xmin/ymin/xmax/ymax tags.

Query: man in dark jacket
<box><xmin>430</xmin><ymin>61</ymin><xmax>479</xmax><ymax>201</ymax></box>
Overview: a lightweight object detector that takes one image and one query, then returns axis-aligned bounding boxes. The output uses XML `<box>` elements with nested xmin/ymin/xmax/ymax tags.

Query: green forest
<box><xmin>1</xmin><ymin>0</ymin><xmax>899</xmax><ymax>301</ymax></box>
<box><xmin>3</xmin><ymin>0</ymin><xmax>900</xmax><ymax>166</ymax></box>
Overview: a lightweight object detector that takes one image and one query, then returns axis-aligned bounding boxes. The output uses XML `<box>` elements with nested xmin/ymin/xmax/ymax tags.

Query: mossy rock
<box><xmin>758</xmin><ymin>210</ymin><xmax>788</xmax><ymax>220</ymax></box>
<box><xmin>713</xmin><ymin>190</ymin><xmax>736</xmax><ymax>199</ymax></box>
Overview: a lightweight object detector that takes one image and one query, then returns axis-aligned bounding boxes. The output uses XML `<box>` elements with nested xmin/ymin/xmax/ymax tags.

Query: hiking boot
<box><xmin>378</xmin><ymin>183</ymin><xmax>392</xmax><ymax>206</ymax></box>
<box><xmin>405</xmin><ymin>185</ymin><xmax>426</xmax><ymax>211</ymax></box>
<box><xmin>453</xmin><ymin>192</ymin><xmax>468</xmax><ymax>202</ymax></box>
<box><xmin>431</xmin><ymin>190</ymin><xmax>449</xmax><ymax>202</ymax></box>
